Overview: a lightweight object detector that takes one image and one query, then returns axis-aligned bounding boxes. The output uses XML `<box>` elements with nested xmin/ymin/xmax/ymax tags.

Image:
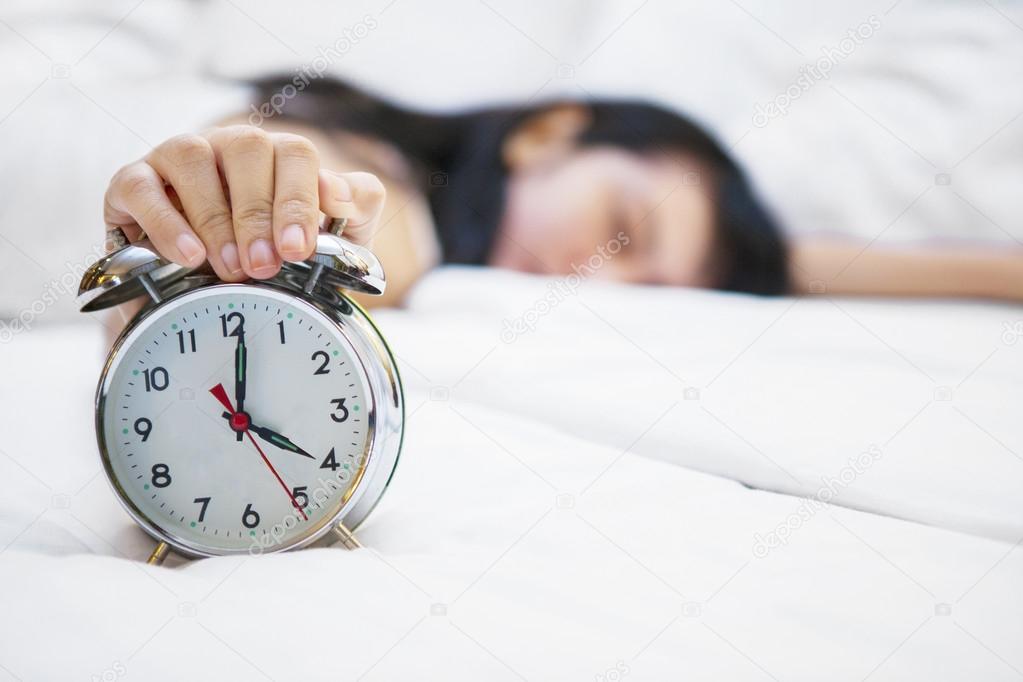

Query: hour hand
<box><xmin>222</xmin><ymin>412</ymin><xmax>314</xmax><ymax>459</ymax></box>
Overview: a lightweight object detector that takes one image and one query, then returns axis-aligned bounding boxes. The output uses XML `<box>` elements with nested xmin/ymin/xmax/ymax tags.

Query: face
<box><xmin>490</xmin><ymin>146</ymin><xmax>718</xmax><ymax>287</ymax></box>
<box><xmin>99</xmin><ymin>286</ymin><xmax>372</xmax><ymax>555</ymax></box>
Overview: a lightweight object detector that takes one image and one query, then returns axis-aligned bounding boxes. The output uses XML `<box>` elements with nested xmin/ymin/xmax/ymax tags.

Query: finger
<box><xmin>207</xmin><ymin>126</ymin><xmax>278</xmax><ymax>279</ymax></box>
<box><xmin>270</xmin><ymin>133</ymin><xmax>319</xmax><ymax>262</ymax></box>
<box><xmin>318</xmin><ymin>170</ymin><xmax>386</xmax><ymax>246</ymax></box>
<box><xmin>146</xmin><ymin>135</ymin><xmax>243</xmax><ymax>281</ymax></box>
<box><xmin>105</xmin><ymin>161</ymin><xmax>205</xmax><ymax>267</ymax></box>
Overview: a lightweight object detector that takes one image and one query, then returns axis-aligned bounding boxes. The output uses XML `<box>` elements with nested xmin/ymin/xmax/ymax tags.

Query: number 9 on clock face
<box><xmin>96</xmin><ymin>285</ymin><xmax>385</xmax><ymax>556</ymax></box>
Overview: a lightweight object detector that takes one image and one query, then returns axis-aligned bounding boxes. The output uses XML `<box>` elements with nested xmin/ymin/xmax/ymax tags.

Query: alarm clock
<box><xmin>77</xmin><ymin>219</ymin><xmax>403</xmax><ymax>563</ymax></box>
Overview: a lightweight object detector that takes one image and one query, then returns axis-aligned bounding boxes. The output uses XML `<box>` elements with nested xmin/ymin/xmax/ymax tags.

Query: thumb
<box><xmin>318</xmin><ymin>170</ymin><xmax>386</xmax><ymax>246</ymax></box>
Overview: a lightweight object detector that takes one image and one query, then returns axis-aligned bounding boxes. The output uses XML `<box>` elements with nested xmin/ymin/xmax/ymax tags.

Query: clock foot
<box><xmin>332</xmin><ymin>523</ymin><xmax>363</xmax><ymax>550</ymax></box>
<box><xmin>146</xmin><ymin>541</ymin><xmax>170</xmax><ymax>566</ymax></box>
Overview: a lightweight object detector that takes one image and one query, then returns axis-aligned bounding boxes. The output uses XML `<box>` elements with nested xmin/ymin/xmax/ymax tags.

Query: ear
<box><xmin>502</xmin><ymin>103</ymin><xmax>591</xmax><ymax>171</ymax></box>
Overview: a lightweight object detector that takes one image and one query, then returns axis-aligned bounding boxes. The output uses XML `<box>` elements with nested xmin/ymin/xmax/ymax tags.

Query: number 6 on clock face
<box><xmin>94</xmin><ymin>284</ymin><xmax>403</xmax><ymax>557</ymax></box>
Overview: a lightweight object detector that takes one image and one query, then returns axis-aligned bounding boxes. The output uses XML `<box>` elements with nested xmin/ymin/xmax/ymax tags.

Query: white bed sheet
<box><xmin>1</xmin><ymin>268</ymin><xmax>1020</xmax><ymax>681</ymax></box>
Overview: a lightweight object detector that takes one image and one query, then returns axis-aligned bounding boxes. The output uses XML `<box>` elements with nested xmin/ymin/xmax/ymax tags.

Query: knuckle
<box><xmin>161</xmin><ymin>134</ymin><xmax>214</xmax><ymax>167</ymax></box>
<box><xmin>274</xmin><ymin>134</ymin><xmax>318</xmax><ymax>162</ymax></box>
<box><xmin>224</xmin><ymin>126</ymin><xmax>273</xmax><ymax>157</ymax></box>
<box><xmin>139</xmin><ymin>204</ymin><xmax>183</xmax><ymax>234</ymax></box>
<box><xmin>277</xmin><ymin>193</ymin><xmax>318</xmax><ymax>219</ymax></box>
<box><xmin>234</xmin><ymin>202</ymin><xmax>274</xmax><ymax>235</ymax></box>
<box><xmin>192</xmin><ymin>204</ymin><xmax>232</xmax><ymax>236</ymax></box>
<box><xmin>112</xmin><ymin>166</ymin><xmax>154</xmax><ymax>201</ymax></box>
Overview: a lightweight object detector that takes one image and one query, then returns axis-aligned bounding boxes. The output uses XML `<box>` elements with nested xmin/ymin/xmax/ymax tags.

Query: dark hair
<box><xmin>250</xmin><ymin>76</ymin><xmax>789</xmax><ymax>294</ymax></box>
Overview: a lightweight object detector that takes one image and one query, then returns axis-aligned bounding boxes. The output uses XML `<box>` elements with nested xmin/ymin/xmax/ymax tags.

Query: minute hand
<box><xmin>234</xmin><ymin>330</ymin><xmax>247</xmax><ymax>414</ymax></box>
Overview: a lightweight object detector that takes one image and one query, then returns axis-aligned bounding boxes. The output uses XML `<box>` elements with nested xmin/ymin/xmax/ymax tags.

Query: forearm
<box><xmin>789</xmin><ymin>239</ymin><xmax>1023</xmax><ymax>301</ymax></box>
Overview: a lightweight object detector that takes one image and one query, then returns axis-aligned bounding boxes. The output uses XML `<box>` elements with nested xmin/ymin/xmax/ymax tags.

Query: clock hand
<box><xmin>220</xmin><ymin>412</ymin><xmax>315</xmax><ymax>460</ymax></box>
<box><xmin>210</xmin><ymin>382</ymin><xmax>236</xmax><ymax>413</ymax></box>
<box><xmin>209</xmin><ymin>383</ymin><xmax>309</xmax><ymax>521</ymax></box>
<box><xmin>242</xmin><ymin>428</ymin><xmax>309</xmax><ymax>521</ymax></box>
<box><xmin>233</xmin><ymin>325</ymin><xmax>247</xmax><ymax>441</ymax></box>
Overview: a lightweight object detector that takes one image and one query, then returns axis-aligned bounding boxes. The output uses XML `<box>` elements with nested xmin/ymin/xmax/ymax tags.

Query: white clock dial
<box><xmin>99</xmin><ymin>285</ymin><xmax>374</xmax><ymax>555</ymax></box>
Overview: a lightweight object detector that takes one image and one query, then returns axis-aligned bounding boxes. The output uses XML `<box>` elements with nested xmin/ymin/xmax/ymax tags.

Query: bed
<box><xmin>1</xmin><ymin>0</ymin><xmax>1022</xmax><ymax>679</ymax></box>
<box><xmin>1</xmin><ymin>267</ymin><xmax>1021</xmax><ymax>680</ymax></box>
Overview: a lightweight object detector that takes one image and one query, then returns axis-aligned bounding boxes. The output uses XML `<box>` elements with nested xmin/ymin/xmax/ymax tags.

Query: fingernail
<box><xmin>280</xmin><ymin>224</ymin><xmax>306</xmax><ymax>260</ymax></box>
<box><xmin>220</xmin><ymin>242</ymin><xmax>242</xmax><ymax>275</ymax></box>
<box><xmin>176</xmin><ymin>233</ymin><xmax>205</xmax><ymax>265</ymax></box>
<box><xmin>248</xmin><ymin>239</ymin><xmax>275</xmax><ymax>275</ymax></box>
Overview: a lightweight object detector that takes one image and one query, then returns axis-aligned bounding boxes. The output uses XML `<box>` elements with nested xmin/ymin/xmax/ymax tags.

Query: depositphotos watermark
<box><xmin>1002</xmin><ymin>320</ymin><xmax>1023</xmax><ymax>346</ymax></box>
<box><xmin>247</xmin><ymin>466</ymin><xmax>362</xmax><ymax>555</ymax></box>
<box><xmin>90</xmin><ymin>660</ymin><xmax>126</xmax><ymax>682</ymax></box>
<box><xmin>595</xmin><ymin>661</ymin><xmax>630</xmax><ymax>682</ymax></box>
<box><xmin>751</xmin><ymin>444</ymin><xmax>883</xmax><ymax>558</ymax></box>
<box><xmin>752</xmin><ymin>15</ymin><xmax>881</xmax><ymax>128</ymax></box>
<box><xmin>0</xmin><ymin>241</ymin><xmax>109</xmax><ymax>343</ymax></box>
<box><xmin>499</xmin><ymin>231</ymin><xmax>631</xmax><ymax>343</ymax></box>
<box><xmin>248</xmin><ymin>15</ymin><xmax>379</xmax><ymax>126</ymax></box>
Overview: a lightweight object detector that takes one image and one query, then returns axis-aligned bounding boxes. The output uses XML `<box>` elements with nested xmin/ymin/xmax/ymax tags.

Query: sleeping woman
<box><xmin>102</xmin><ymin>77</ymin><xmax>1023</xmax><ymax>309</ymax></box>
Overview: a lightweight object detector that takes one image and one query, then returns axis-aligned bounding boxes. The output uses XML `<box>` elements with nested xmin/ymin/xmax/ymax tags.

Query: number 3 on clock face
<box><xmin>96</xmin><ymin>285</ymin><xmax>384</xmax><ymax>556</ymax></box>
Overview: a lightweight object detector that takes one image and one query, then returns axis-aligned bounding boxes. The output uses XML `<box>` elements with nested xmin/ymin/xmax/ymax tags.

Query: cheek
<box><xmin>633</xmin><ymin>184</ymin><xmax>716</xmax><ymax>287</ymax></box>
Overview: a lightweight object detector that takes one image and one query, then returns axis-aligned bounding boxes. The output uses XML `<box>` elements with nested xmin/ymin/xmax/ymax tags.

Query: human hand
<box><xmin>103</xmin><ymin>125</ymin><xmax>386</xmax><ymax>281</ymax></box>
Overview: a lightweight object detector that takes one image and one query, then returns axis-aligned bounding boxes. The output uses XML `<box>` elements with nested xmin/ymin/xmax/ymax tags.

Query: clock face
<box><xmin>99</xmin><ymin>285</ymin><xmax>374</xmax><ymax>555</ymax></box>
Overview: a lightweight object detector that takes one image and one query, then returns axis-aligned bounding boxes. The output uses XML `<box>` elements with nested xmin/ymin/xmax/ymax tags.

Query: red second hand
<box><xmin>243</xmin><ymin>431</ymin><xmax>308</xmax><ymax>522</ymax></box>
<box><xmin>209</xmin><ymin>383</ymin><xmax>308</xmax><ymax>522</ymax></box>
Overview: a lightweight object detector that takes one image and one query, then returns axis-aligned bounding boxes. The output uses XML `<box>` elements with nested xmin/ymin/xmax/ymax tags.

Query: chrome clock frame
<box><xmin>94</xmin><ymin>279</ymin><xmax>404</xmax><ymax>558</ymax></box>
<box><xmin>80</xmin><ymin>221</ymin><xmax>403</xmax><ymax>561</ymax></box>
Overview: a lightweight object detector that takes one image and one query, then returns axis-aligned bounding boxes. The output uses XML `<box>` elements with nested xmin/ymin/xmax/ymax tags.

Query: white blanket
<box><xmin>1</xmin><ymin>268</ymin><xmax>1021</xmax><ymax>681</ymax></box>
